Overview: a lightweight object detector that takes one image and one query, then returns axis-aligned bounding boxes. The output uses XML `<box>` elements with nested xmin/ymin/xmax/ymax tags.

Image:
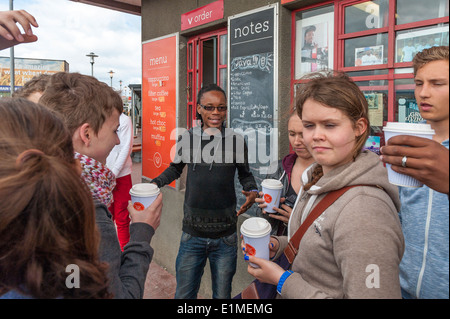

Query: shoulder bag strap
<box><xmin>284</xmin><ymin>185</ymin><xmax>363</xmax><ymax>264</ymax></box>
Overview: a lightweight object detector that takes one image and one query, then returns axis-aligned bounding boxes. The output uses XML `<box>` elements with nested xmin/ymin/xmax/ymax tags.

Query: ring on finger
<box><xmin>401</xmin><ymin>156</ymin><xmax>408</xmax><ymax>168</ymax></box>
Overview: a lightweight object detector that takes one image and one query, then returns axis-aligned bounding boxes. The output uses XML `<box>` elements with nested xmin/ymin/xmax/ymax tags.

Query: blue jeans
<box><xmin>174</xmin><ymin>231</ymin><xmax>237</xmax><ymax>299</ymax></box>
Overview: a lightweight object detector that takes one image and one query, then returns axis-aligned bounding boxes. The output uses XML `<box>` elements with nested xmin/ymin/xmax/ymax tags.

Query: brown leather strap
<box><xmin>284</xmin><ymin>185</ymin><xmax>363</xmax><ymax>264</ymax></box>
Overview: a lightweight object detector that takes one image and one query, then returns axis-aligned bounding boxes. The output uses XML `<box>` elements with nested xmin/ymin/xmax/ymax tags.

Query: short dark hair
<box><xmin>196</xmin><ymin>83</ymin><xmax>226</xmax><ymax>122</ymax></box>
<box><xmin>304</xmin><ymin>25</ymin><xmax>316</xmax><ymax>36</ymax></box>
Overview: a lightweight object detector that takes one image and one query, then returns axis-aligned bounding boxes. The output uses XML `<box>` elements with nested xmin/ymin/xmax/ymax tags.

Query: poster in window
<box><xmin>365</xmin><ymin>92</ymin><xmax>384</xmax><ymax>127</ymax></box>
<box><xmin>295</xmin><ymin>12</ymin><xmax>334</xmax><ymax>78</ymax></box>
<box><xmin>396</xmin><ymin>25</ymin><xmax>449</xmax><ymax>63</ymax></box>
<box><xmin>355</xmin><ymin>45</ymin><xmax>383</xmax><ymax>66</ymax></box>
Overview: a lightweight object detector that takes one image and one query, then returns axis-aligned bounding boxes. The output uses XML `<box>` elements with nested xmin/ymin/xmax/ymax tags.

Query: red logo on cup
<box><xmin>245</xmin><ymin>244</ymin><xmax>256</xmax><ymax>256</ymax></box>
<box><xmin>133</xmin><ymin>202</ymin><xmax>145</xmax><ymax>211</ymax></box>
<box><xmin>264</xmin><ymin>194</ymin><xmax>272</xmax><ymax>204</ymax></box>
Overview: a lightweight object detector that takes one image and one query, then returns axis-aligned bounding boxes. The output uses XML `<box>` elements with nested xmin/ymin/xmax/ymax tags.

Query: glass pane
<box><xmin>396</xmin><ymin>24</ymin><xmax>449</xmax><ymax>63</ymax></box>
<box><xmin>397</xmin><ymin>0</ymin><xmax>449</xmax><ymax>25</ymax></box>
<box><xmin>345</xmin><ymin>33</ymin><xmax>388</xmax><ymax>67</ymax></box>
<box><xmin>395</xmin><ymin>79</ymin><xmax>423</xmax><ymax>123</ymax></box>
<box><xmin>295</xmin><ymin>5</ymin><xmax>334</xmax><ymax>78</ymax></box>
<box><xmin>346</xmin><ymin>69</ymin><xmax>388</xmax><ymax>77</ymax></box>
<box><xmin>188</xmin><ymin>43</ymin><xmax>193</xmax><ymax>69</ymax></box>
<box><xmin>345</xmin><ymin>0</ymin><xmax>389</xmax><ymax>33</ymax></box>
<box><xmin>219</xmin><ymin>34</ymin><xmax>227</xmax><ymax>66</ymax></box>
<box><xmin>356</xmin><ymin>80</ymin><xmax>388</xmax><ymax>151</ymax></box>
<box><xmin>188</xmin><ymin>72</ymin><xmax>193</xmax><ymax>102</ymax></box>
<box><xmin>220</xmin><ymin>68</ymin><xmax>227</xmax><ymax>96</ymax></box>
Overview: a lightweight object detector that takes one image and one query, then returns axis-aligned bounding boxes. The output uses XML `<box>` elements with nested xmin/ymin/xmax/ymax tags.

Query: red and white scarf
<box><xmin>75</xmin><ymin>152</ymin><xmax>116</xmax><ymax>207</ymax></box>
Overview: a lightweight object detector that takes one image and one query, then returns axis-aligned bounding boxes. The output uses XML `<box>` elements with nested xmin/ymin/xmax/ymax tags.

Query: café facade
<box><xmin>137</xmin><ymin>0</ymin><xmax>449</xmax><ymax>297</ymax></box>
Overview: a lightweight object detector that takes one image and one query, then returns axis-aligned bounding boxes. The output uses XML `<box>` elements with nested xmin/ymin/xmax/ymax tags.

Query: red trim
<box><xmin>395</xmin><ymin>16</ymin><xmax>449</xmax><ymax>31</ymax></box>
<box><xmin>186</xmin><ymin>28</ymin><xmax>227</xmax><ymax>128</ymax></box>
<box><xmin>338</xmin><ymin>27</ymin><xmax>389</xmax><ymax>39</ymax></box>
<box><xmin>341</xmin><ymin>64</ymin><xmax>388</xmax><ymax>72</ymax></box>
<box><xmin>387</xmin><ymin>0</ymin><xmax>396</xmax><ymax>68</ymax></box>
<box><xmin>388</xmin><ymin>69</ymin><xmax>395</xmax><ymax>121</ymax></box>
<box><xmin>393</xmin><ymin>73</ymin><xmax>414</xmax><ymax>79</ymax></box>
<box><xmin>395</xmin><ymin>84</ymin><xmax>415</xmax><ymax>90</ymax></box>
<box><xmin>358</xmin><ymin>85</ymin><xmax>388</xmax><ymax>91</ymax></box>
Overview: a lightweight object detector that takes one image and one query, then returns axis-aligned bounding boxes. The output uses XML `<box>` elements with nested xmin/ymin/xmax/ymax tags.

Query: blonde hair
<box><xmin>413</xmin><ymin>46</ymin><xmax>449</xmax><ymax>75</ymax></box>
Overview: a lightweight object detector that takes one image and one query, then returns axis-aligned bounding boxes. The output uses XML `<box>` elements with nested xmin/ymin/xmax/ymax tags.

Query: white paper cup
<box><xmin>261</xmin><ymin>179</ymin><xmax>283</xmax><ymax>213</ymax></box>
<box><xmin>240</xmin><ymin>217</ymin><xmax>272</xmax><ymax>268</ymax></box>
<box><xmin>129</xmin><ymin>183</ymin><xmax>160</xmax><ymax>211</ymax></box>
<box><xmin>383</xmin><ymin>122</ymin><xmax>435</xmax><ymax>187</ymax></box>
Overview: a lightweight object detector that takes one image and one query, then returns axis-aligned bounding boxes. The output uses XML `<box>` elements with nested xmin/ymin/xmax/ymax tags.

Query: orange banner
<box><xmin>142</xmin><ymin>35</ymin><xmax>178</xmax><ymax>187</ymax></box>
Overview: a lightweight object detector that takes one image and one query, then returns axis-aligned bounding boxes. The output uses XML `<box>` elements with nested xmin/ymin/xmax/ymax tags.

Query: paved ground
<box><xmin>130</xmin><ymin>133</ymin><xmax>175</xmax><ymax>299</ymax></box>
<box><xmin>131</xmin><ymin>132</ymin><xmax>207</xmax><ymax>299</ymax></box>
<box><xmin>129</xmin><ymin>133</ymin><xmax>181</xmax><ymax>299</ymax></box>
<box><xmin>143</xmin><ymin>262</ymin><xmax>177</xmax><ymax>299</ymax></box>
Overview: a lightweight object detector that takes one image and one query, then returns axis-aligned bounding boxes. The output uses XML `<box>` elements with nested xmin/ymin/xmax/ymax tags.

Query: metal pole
<box><xmin>9</xmin><ymin>0</ymin><xmax>15</xmax><ymax>95</ymax></box>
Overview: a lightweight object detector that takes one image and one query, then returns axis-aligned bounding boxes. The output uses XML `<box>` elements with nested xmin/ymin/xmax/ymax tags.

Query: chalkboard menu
<box><xmin>228</xmin><ymin>5</ymin><xmax>278</xmax><ymax>215</ymax></box>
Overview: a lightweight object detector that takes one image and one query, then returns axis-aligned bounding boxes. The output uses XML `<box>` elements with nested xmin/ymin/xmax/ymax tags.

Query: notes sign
<box><xmin>228</xmin><ymin>4</ymin><xmax>278</xmax><ymax>215</ymax></box>
<box><xmin>228</xmin><ymin>4</ymin><xmax>278</xmax><ymax>171</ymax></box>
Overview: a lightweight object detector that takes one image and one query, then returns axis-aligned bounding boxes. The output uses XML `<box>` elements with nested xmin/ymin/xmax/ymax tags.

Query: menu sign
<box><xmin>142</xmin><ymin>34</ymin><xmax>178</xmax><ymax>187</ymax></box>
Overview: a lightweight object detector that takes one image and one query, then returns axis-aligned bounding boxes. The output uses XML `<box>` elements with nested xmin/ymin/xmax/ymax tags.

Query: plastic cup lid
<box><xmin>129</xmin><ymin>183</ymin><xmax>160</xmax><ymax>197</ymax></box>
<box><xmin>261</xmin><ymin>179</ymin><xmax>283</xmax><ymax>190</ymax></box>
<box><xmin>382</xmin><ymin>122</ymin><xmax>435</xmax><ymax>135</ymax></box>
<box><xmin>240</xmin><ymin>217</ymin><xmax>271</xmax><ymax>238</ymax></box>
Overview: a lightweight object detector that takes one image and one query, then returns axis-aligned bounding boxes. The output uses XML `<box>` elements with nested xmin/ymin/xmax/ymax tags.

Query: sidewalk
<box><xmin>130</xmin><ymin>133</ymin><xmax>176</xmax><ymax>299</ymax></box>
<box><xmin>131</xmin><ymin>133</ymin><xmax>207</xmax><ymax>299</ymax></box>
<box><xmin>143</xmin><ymin>262</ymin><xmax>177</xmax><ymax>299</ymax></box>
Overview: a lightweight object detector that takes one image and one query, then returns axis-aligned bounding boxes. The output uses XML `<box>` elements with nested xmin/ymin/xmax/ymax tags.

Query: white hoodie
<box><xmin>106</xmin><ymin>113</ymin><xmax>133</xmax><ymax>178</ymax></box>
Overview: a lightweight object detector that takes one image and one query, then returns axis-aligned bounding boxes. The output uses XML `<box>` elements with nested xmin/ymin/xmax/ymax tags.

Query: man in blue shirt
<box><xmin>381</xmin><ymin>46</ymin><xmax>449</xmax><ymax>298</ymax></box>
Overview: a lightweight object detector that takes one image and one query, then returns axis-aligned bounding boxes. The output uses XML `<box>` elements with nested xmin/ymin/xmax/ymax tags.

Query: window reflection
<box><xmin>396</xmin><ymin>0</ymin><xmax>449</xmax><ymax>25</ymax></box>
<box><xmin>344</xmin><ymin>0</ymin><xmax>389</xmax><ymax>33</ymax></box>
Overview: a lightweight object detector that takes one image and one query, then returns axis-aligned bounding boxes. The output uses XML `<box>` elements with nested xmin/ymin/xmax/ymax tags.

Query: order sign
<box><xmin>142</xmin><ymin>34</ymin><xmax>178</xmax><ymax>188</ymax></box>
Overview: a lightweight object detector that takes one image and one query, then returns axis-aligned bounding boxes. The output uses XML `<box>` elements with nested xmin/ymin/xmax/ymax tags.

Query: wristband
<box><xmin>250</xmin><ymin>189</ymin><xmax>259</xmax><ymax>193</ymax></box>
<box><xmin>277</xmin><ymin>270</ymin><xmax>293</xmax><ymax>295</ymax></box>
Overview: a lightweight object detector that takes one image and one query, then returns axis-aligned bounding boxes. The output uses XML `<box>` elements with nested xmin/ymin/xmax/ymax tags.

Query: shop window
<box><xmin>291</xmin><ymin>0</ymin><xmax>448</xmax><ymax>146</ymax></box>
<box><xmin>396</xmin><ymin>0</ymin><xmax>449</xmax><ymax>25</ymax></box>
<box><xmin>344</xmin><ymin>0</ymin><xmax>389</xmax><ymax>33</ymax></box>
<box><xmin>396</xmin><ymin>24</ymin><xmax>449</xmax><ymax>63</ymax></box>
<box><xmin>345</xmin><ymin>33</ymin><xmax>389</xmax><ymax>67</ymax></box>
<box><xmin>356</xmin><ymin>80</ymin><xmax>388</xmax><ymax>153</ymax></box>
<box><xmin>294</xmin><ymin>4</ymin><xmax>334</xmax><ymax>78</ymax></box>
<box><xmin>395</xmin><ymin>78</ymin><xmax>424</xmax><ymax>123</ymax></box>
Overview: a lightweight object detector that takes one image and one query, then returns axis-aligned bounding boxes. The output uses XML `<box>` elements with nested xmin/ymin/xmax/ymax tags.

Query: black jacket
<box><xmin>152</xmin><ymin>126</ymin><xmax>257</xmax><ymax>238</ymax></box>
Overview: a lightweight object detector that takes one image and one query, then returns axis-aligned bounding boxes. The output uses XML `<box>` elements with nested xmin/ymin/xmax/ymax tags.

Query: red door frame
<box><xmin>186</xmin><ymin>28</ymin><xmax>227</xmax><ymax>128</ymax></box>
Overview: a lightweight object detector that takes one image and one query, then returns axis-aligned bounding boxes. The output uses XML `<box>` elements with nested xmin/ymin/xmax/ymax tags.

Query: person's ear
<box><xmin>79</xmin><ymin>123</ymin><xmax>92</xmax><ymax>146</ymax></box>
<box><xmin>354</xmin><ymin>118</ymin><xmax>368</xmax><ymax>138</ymax></box>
